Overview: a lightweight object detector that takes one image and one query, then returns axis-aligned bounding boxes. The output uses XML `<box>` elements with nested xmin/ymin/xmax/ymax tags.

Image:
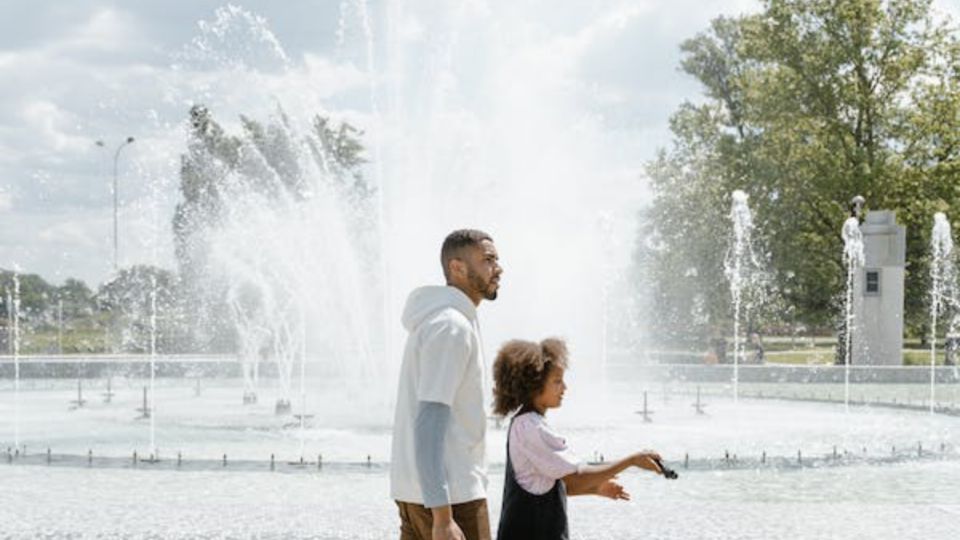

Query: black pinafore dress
<box><xmin>496</xmin><ymin>414</ymin><xmax>569</xmax><ymax>540</ymax></box>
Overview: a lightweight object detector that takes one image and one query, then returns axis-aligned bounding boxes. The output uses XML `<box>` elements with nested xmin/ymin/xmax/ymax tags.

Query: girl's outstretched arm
<box><xmin>563</xmin><ymin>451</ymin><xmax>663</xmax><ymax>496</ymax></box>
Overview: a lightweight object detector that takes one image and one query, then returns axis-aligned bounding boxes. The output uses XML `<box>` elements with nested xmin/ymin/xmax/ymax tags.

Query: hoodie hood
<box><xmin>401</xmin><ymin>286</ymin><xmax>477</xmax><ymax>331</ymax></box>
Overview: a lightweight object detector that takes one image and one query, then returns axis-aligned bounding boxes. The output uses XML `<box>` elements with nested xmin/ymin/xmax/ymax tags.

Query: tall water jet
<box><xmin>841</xmin><ymin>196</ymin><xmax>866</xmax><ymax>412</ymax></box>
<box><xmin>57</xmin><ymin>298</ymin><xmax>63</xmax><ymax>354</ymax></box>
<box><xmin>598</xmin><ymin>213</ymin><xmax>614</xmax><ymax>388</ymax></box>
<box><xmin>724</xmin><ymin>190</ymin><xmax>763</xmax><ymax>403</ymax></box>
<box><xmin>11</xmin><ymin>270</ymin><xmax>21</xmax><ymax>450</ymax></box>
<box><xmin>298</xmin><ymin>303</ymin><xmax>307</xmax><ymax>461</ymax></box>
<box><xmin>928</xmin><ymin>213</ymin><xmax>956</xmax><ymax>413</ymax></box>
<box><xmin>4</xmin><ymin>288</ymin><xmax>10</xmax><ymax>354</ymax></box>
<box><xmin>149</xmin><ymin>274</ymin><xmax>158</xmax><ymax>457</ymax></box>
<box><xmin>337</xmin><ymin>0</ymin><xmax>393</xmax><ymax>371</ymax></box>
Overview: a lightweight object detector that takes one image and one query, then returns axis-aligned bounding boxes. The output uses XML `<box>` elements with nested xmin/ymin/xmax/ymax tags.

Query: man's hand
<box><xmin>432</xmin><ymin>519</ymin><xmax>465</xmax><ymax>540</ymax></box>
<box><xmin>595</xmin><ymin>478</ymin><xmax>630</xmax><ymax>500</ymax></box>
<box><xmin>431</xmin><ymin>506</ymin><xmax>465</xmax><ymax>540</ymax></box>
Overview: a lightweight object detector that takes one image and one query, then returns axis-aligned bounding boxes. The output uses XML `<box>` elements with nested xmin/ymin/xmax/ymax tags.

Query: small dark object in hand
<box><xmin>653</xmin><ymin>457</ymin><xmax>678</xmax><ymax>479</ymax></box>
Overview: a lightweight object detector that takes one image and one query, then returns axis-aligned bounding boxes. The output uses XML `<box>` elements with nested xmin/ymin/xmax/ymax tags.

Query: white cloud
<box><xmin>300</xmin><ymin>53</ymin><xmax>368</xmax><ymax>96</ymax></box>
<box><xmin>37</xmin><ymin>219</ymin><xmax>99</xmax><ymax>249</ymax></box>
<box><xmin>62</xmin><ymin>8</ymin><xmax>141</xmax><ymax>53</ymax></box>
<box><xmin>0</xmin><ymin>187</ymin><xmax>11</xmax><ymax>211</ymax></box>
<box><xmin>20</xmin><ymin>100</ymin><xmax>91</xmax><ymax>155</ymax></box>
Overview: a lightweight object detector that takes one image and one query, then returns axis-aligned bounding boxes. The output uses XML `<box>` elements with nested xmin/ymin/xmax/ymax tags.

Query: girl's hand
<box><xmin>631</xmin><ymin>451</ymin><xmax>664</xmax><ymax>474</ymax></box>
<box><xmin>595</xmin><ymin>479</ymin><xmax>630</xmax><ymax>500</ymax></box>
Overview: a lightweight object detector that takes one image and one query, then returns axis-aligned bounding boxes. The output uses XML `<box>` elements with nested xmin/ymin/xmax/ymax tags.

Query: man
<box><xmin>391</xmin><ymin>229</ymin><xmax>503</xmax><ymax>540</ymax></box>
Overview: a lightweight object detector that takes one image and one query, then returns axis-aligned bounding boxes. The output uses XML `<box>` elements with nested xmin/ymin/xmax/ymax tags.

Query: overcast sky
<box><xmin>1</xmin><ymin>0</ymin><xmax>957</xmax><ymax>288</ymax></box>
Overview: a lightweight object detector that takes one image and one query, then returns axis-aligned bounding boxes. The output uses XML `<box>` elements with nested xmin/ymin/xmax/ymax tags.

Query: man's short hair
<box><xmin>441</xmin><ymin>229</ymin><xmax>493</xmax><ymax>281</ymax></box>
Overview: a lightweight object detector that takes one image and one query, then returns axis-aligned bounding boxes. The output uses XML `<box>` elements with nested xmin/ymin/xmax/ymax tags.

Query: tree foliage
<box><xmin>0</xmin><ymin>270</ymin><xmax>96</xmax><ymax>324</ymax></box>
<box><xmin>642</xmin><ymin>0</ymin><xmax>960</xmax><ymax>344</ymax></box>
<box><xmin>97</xmin><ymin>265</ymin><xmax>178</xmax><ymax>353</ymax></box>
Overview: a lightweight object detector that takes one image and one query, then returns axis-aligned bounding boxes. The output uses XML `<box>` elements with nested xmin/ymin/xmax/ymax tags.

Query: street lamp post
<box><xmin>96</xmin><ymin>137</ymin><xmax>135</xmax><ymax>272</ymax></box>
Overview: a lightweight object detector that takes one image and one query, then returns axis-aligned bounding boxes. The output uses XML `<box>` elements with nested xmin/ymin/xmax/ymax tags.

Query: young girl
<box><xmin>492</xmin><ymin>338</ymin><xmax>666</xmax><ymax>540</ymax></box>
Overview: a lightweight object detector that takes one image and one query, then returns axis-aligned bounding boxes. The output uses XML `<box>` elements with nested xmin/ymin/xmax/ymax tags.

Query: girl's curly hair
<box><xmin>492</xmin><ymin>338</ymin><xmax>569</xmax><ymax>416</ymax></box>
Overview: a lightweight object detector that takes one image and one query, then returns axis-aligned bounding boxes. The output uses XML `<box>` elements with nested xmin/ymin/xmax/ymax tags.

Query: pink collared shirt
<box><xmin>509</xmin><ymin>411</ymin><xmax>583</xmax><ymax>495</ymax></box>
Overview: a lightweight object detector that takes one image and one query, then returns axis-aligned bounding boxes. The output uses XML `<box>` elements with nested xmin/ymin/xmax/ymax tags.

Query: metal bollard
<box><xmin>133</xmin><ymin>451</ymin><xmax>138</xmax><ymax>466</ymax></box>
<box><xmin>88</xmin><ymin>449</ymin><xmax>93</xmax><ymax>466</ymax></box>
<box><xmin>684</xmin><ymin>453</ymin><xmax>689</xmax><ymax>469</ymax></box>
<box><xmin>270</xmin><ymin>454</ymin><xmax>275</xmax><ymax>471</ymax></box>
<box><xmin>177</xmin><ymin>452</ymin><xmax>182</xmax><ymax>467</ymax></box>
<box><xmin>797</xmin><ymin>450</ymin><xmax>801</xmax><ymax>465</ymax></box>
<box><xmin>317</xmin><ymin>454</ymin><xmax>322</xmax><ymax>470</ymax></box>
<box><xmin>761</xmin><ymin>451</ymin><xmax>766</xmax><ymax>465</ymax></box>
<box><xmin>223</xmin><ymin>454</ymin><xmax>227</xmax><ymax>467</ymax></box>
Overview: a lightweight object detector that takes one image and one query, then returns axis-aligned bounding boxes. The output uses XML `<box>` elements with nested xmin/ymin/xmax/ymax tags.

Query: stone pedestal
<box><xmin>853</xmin><ymin>211</ymin><xmax>906</xmax><ymax>365</ymax></box>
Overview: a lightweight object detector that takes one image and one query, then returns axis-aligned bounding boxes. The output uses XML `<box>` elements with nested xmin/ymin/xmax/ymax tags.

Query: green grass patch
<box><xmin>903</xmin><ymin>350</ymin><xmax>951</xmax><ymax>366</ymax></box>
<box><xmin>16</xmin><ymin>327</ymin><xmax>108</xmax><ymax>354</ymax></box>
<box><xmin>766</xmin><ymin>349</ymin><xmax>955</xmax><ymax>366</ymax></box>
<box><xmin>765</xmin><ymin>350</ymin><xmax>835</xmax><ymax>365</ymax></box>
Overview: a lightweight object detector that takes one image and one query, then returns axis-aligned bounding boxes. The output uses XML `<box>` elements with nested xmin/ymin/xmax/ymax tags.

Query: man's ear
<box><xmin>449</xmin><ymin>258</ymin><xmax>466</xmax><ymax>280</ymax></box>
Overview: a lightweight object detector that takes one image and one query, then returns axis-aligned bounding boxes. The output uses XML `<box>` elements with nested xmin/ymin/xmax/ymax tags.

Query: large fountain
<box><xmin>2</xmin><ymin>3</ymin><xmax>960</xmax><ymax>539</ymax></box>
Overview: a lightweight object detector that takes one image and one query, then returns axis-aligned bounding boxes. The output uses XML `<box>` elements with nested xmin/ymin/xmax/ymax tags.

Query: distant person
<box><xmin>391</xmin><ymin>229</ymin><xmax>503</xmax><ymax>540</ymax></box>
<box><xmin>750</xmin><ymin>332</ymin><xmax>765</xmax><ymax>364</ymax></box>
<box><xmin>491</xmin><ymin>338</ymin><xmax>667</xmax><ymax>540</ymax></box>
<box><xmin>710</xmin><ymin>336</ymin><xmax>728</xmax><ymax>364</ymax></box>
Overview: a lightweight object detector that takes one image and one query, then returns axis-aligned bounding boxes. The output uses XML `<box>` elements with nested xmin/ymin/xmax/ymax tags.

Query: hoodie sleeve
<box><xmin>417</xmin><ymin>316</ymin><xmax>473</xmax><ymax>406</ymax></box>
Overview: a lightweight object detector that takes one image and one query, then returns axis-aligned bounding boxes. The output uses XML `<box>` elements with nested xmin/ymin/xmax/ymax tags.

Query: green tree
<box><xmin>0</xmin><ymin>269</ymin><xmax>57</xmax><ymax>323</ymax></box>
<box><xmin>57</xmin><ymin>278</ymin><xmax>94</xmax><ymax>319</ymax></box>
<box><xmin>97</xmin><ymin>265</ymin><xmax>178</xmax><ymax>353</ymax></box>
<box><xmin>642</xmin><ymin>0</ymin><xmax>960</xmax><ymax>345</ymax></box>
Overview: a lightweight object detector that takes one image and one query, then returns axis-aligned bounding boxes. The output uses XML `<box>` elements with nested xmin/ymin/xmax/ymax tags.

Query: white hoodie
<box><xmin>390</xmin><ymin>286</ymin><xmax>488</xmax><ymax>505</ymax></box>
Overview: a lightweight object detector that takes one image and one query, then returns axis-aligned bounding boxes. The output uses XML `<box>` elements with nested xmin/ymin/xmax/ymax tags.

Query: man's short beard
<box><xmin>467</xmin><ymin>266</ymin><xmax>497</xmax><ymax>301</ymax></box>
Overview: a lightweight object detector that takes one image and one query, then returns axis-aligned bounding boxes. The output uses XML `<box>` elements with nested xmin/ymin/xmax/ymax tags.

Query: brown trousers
<box><xmin>396</xmin><ymin>499</ymin><xmax>491</xmax><ymax>540</ymax></box>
